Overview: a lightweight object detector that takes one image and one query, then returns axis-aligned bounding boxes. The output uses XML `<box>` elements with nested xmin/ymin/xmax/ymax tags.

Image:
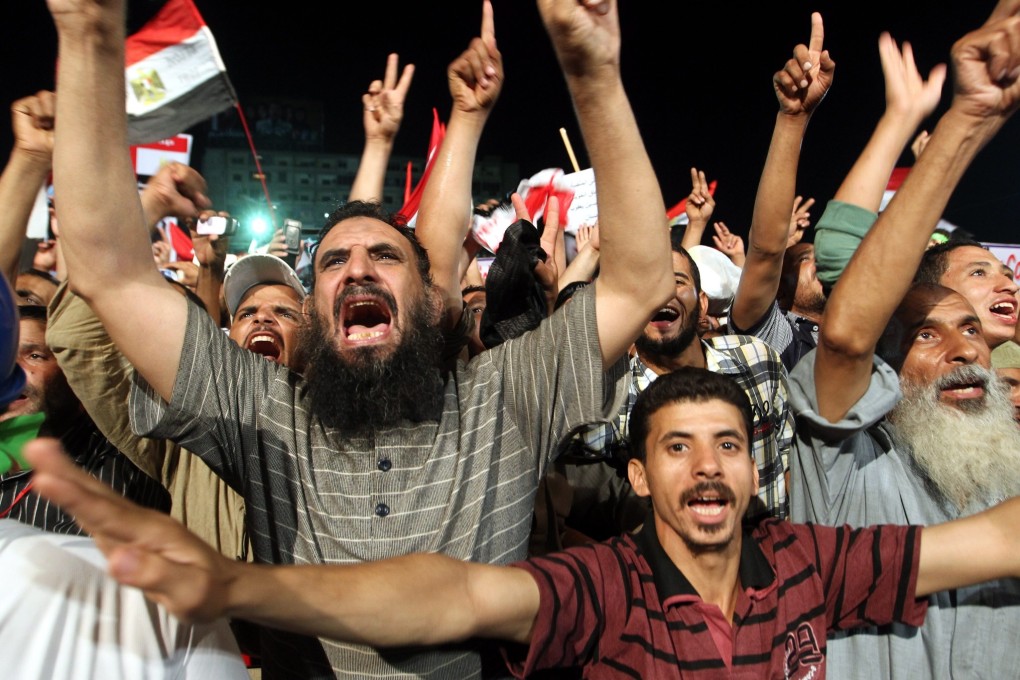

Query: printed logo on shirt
<box><xmin>785</xmin><ymin>623</ymin><xmax>824</xmax><ymax>679</ymax></box>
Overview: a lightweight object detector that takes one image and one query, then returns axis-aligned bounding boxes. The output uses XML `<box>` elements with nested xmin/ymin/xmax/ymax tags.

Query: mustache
<box><xmin>679</xmin><ymin>481</ymin><xmax>736</xmax><ymax>506</ymax></box>
<box><xmin>333</xmin><ymin>284</ymin><xmax>399</xmax><ymax>320</ymax></box>
<box><xmin>932</xmin><ymin>363</ymin><xmax>991</xmax><ymax>392</ymax></box>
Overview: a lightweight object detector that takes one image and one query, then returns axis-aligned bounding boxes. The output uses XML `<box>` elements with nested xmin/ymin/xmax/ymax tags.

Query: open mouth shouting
<box><xmin>245</xmin><ymin>332</ymin><xmax>283</xmax><ymax>362</ymax></box>
<box><xmin>338</xmin><ymin>289</ymin><xmax>396</xmax><ymax>346</ymax></box>
<box><xmin>989</xmin><ymin>297</ymin><xmax>1018</xmax><ymax>326</ymax></box>
<box><xmin>649</xmin><ymin>305</ymin><xmax>681</xmax><ymax>330</ymax></box>
<box><xmin>680</xmin><ymin>481</ymin><xmax>736</xmax><ymax>527</ymax></box>
<box><xmin>934</xmin><ymin>365</ymin><xmax>990</xmax><ymax>407</ymax></box>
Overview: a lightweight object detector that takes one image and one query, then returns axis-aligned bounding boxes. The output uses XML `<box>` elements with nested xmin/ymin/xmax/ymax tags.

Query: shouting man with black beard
<box><xmin>580</xmin><ymin>244</ymin><xmax>794</xmax><ymax>521</ymax></box>
<box><xmin>46</xmin><ymin>0</ymin><xmax>682</xmax><ymax>677</ymax></box>
<box><xmin>788</xmin><ymin>5</ymin><xmax>1020</xmax><ymax>676</ymax></box>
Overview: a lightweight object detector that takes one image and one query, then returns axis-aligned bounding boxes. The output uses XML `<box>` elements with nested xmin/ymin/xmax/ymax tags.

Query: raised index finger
<box><xmin>481</xmin><ymin>0</ymin><xmax>496</xmax><ymax>46</ymax></box>
<box><xmin>808</xmin><ymin>12</ymin><xmax>825</xmax><ymax>57</ymax></box>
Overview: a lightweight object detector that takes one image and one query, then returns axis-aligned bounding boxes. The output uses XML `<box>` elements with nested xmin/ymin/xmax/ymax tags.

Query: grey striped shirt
<box><xmin>130</xmin><ymin>285</ymin><xmax>627</xmax><ymax>679</ymax></box>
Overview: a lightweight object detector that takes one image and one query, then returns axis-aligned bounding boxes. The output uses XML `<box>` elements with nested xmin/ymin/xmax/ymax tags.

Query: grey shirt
<box><xmin>789</xmin><ymin>350</ymin><xmax>1020</xmax><ymax>680</ymax></box>
<box><xmin>131</xmin><ymin>285</ymin><xmax>627</xmax><ymax>679</ymax></box>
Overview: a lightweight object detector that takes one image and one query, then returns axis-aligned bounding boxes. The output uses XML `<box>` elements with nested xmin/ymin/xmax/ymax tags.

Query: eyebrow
<box><xmin>316</xmin><ymin>243</ymin><xmax>404</xmax><ymax>269</ymax></box>
<box><xmin>660</xmin><ymin>428</ymin><xmax>747</xmax><ymax>442</ymax></box>
<box><xmin>911</xmin><ymin>313</ymin><xmax>982</xmax><ymax>334</ymax></box>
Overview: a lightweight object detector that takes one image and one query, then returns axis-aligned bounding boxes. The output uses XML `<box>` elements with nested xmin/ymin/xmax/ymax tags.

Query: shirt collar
<box><xmin>634</xmin><ymin>512</ymin><xmax>776</xmax><ymax>604</ymax></box>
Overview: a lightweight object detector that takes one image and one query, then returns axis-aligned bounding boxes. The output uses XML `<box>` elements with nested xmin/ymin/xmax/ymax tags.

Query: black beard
<box><xmin>635</xmin><ymin>306</ymin><xmax>700</xmax><ymax>362</ymax></box>
<box><xmin>301</xmin><ymin>290</ymin><xmax>445</xmax><ymax>433</ymax></box>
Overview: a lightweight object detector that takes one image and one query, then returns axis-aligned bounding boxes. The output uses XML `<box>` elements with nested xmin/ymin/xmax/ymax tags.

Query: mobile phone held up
<box><xmin>196</xmin><ymin>215</ymin><xmax>238</xmax><ymax>236</ymax></box>
<box><xmin>284</xmin><ymin>219</ymin><xmax>303</xmax><ymax>255</ymax></box>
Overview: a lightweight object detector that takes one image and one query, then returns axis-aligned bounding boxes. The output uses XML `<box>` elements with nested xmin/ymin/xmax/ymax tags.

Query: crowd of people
<box><xmin>4</xmin><ymin>0</ymin><xmax>1020</xmax><ymax>679</ymax></box>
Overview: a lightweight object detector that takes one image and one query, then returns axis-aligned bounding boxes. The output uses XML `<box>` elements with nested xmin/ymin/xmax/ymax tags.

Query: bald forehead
<box><xmin>896</xmin><ymin>284</ymin><xmax>978</xmax><ymax>330</ymax></box>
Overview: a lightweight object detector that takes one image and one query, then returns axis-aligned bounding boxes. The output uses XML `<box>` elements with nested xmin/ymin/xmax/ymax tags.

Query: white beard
<box><xmin>889</xmin><ymin>364</ymin><xmax>1020</xmax><ymax>510</ymax></box>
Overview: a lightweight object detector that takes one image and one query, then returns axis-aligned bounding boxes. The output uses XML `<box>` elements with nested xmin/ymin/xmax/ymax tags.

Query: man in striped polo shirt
<box><xmin>30</xmin><ymin>366</ymin><xmax>1020</xmax><ymax>679</ymax></box>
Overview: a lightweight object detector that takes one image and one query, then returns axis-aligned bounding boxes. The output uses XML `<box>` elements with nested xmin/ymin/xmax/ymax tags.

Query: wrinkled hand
<box><xmin>773</xmin><ymin>12</ymin><xmax>835</xmax><ymax>117</ymax></box>
<box><xmin>537</xmin><ymin>0</ymin><xmax>619</xmax><ymax>79</ymax></box>
<box><xmin>10</xmin><ymin>90</ymin><xmax>55</xmax><ymax>164</ymax></box>
<box><xmin>684</xmin><ymin>167</ymin><xmax>715</xmax><ymax>226</ymax></box>
<box><xmin>448</xmin><ymin>1</ymin><xmax>503</xmax><ymax>115</ymax></box>
<box><xmin>140</xmin><ymin>162</ymin><xmax>211</xmax><ymax>227</ymax></box>
<box><xmin>26</xmin><ymin>438</ymin><xmax>235</xmax><ymax>623</ymax></box>
<box><xmin>949</xmin><ymin>5</ymin><xmax>1020</xmax><ymax>121</ymax></box>
<box><xmin>712</xmin><ymin>222</ymin><xmax>745</xmax><ymax>263</ymax></box>
<box><xmin>362</xmin><ymin>53</ymin><xmax>414</xmax><ymax>144</ymax></box>
<box><xmin>787</xmin><ymin>196</ymin><xmax>814</xmax><ymax>247</ymax></box>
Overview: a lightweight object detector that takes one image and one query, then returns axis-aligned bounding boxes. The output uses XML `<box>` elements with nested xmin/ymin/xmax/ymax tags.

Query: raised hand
<box><xmin>26</xmin><ymin>437</ymin><xmax>235</xmax><ymax>623</ymax></box>
<box><xmin>536</xmin><ymin>0</ymin><xmax>619</xmax><ymax>78</ymax></box>
<box><xmin>575</xmin><ymin>223</ymin><xmax>600</xmax><ymax>253</ymax></box>
<box><xmin>773</xmin><ymin>12</ymin><xmax>835</xmax><ymax>117</ymax></box>
<box><xmin>139</xmin><ymin>162</ymin><xmax>211</xmax><ymax>228</ymax></box>
<box><xmin>362</xmin><ymin>54</ymin><xmax>415</xmax><ymax>144</ymax></box>
<box><xmin>880</xmin><ymin>33</ymin><xmax>946</xmax><ymax>124</ymax></box>
<box><xmin>511</xmin><ymin>192</ymin><xmax>560</xmax><ymax>314</ymax></box>
<box><xmin>949</xmin><ymin>6</ymin><xmax>1020</xmax><ymax>122</ymax></box>
<box><xmin>684</xmin><ymin>167</ymin><xmax>716</xmax><ymax>227</ymax></box>
<box><xmin>11</xmin><ymin>91</ymin><xmax>55</xmax><ymax>164</ymax></box>
<box><xmin>448</xmin><ymin>0</ymin><xmax>503</xmax><ymax>115</ymax></box>
<box><xmin>787</xmin><ymin>195</ymin><xmax>814</xmax><ymax>247</ymax></box>
<box><xmin>911</xmin><ymin>130</ymin><xmax>931</xmax><ymax>160</ymax></box>
<box><xmin>712</xmin><ymin>222</ymin><xmax>746</xmax><ymax>267</ymax></box>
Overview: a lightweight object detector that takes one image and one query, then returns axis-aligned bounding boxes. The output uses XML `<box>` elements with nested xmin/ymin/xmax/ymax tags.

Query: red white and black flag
<box><xmin>125</xmin><ymin>0</ymin><xmax>236</xmax><ymax>145</ymax></box>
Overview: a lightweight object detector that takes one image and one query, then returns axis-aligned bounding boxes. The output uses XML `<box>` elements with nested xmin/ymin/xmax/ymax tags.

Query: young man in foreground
<box><xmin>28</xmin><ymin>367</ymin><xmax>1020</xmax><ymax>679</ymax></box>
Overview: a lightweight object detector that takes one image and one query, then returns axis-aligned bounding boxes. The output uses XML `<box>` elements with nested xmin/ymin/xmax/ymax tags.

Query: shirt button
<box><xmin>377</xmin><ymin>459</ymin><xmax>392</xmax><ymax>472</ymax></box>
<box><xmin>374</xmin><ymin>502</ymin><xmax>390</xmax><ymax>518</ymax></box>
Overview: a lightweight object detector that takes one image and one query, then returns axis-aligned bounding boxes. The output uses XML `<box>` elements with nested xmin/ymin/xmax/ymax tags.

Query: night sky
<box><xmin>3</xmin><ymin>1</ymin><xmax>1019</xmax><ymax>244</ymax></box>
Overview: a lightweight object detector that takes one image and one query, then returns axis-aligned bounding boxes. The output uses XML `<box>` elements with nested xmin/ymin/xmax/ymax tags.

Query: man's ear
<box><xmin>698</xmin><ymin>290</ymin><xmax>709</xmax><ymax>319</ymax></box>
<box><xmin>628</xmin><ymin>459</ymin><xmax>651</xmax><ymax>497</ymax></box>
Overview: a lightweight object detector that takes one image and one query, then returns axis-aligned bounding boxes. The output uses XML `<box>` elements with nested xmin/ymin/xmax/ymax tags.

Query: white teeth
<box><xmin>251</xmin><ymin>334</ymin><xmax>277</xmax><ymax>344</ymax></box>
<box><xmin>348</xmin><ymin>331</ymin><xmax>385</xmax><ymax>340</ymax></box>
<box><xmin>691</xmin><ymin>505</ymin><xmax>724</xmax><ymax>516</ymax></box>
<box><xmin>350</xmin><ymin>300</ymin><xmax>379</xmax><ymax>308</ymax></box>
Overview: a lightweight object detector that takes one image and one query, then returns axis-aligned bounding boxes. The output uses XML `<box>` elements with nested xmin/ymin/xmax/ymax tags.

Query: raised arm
<box><xmin>48</xmin><ymin>0</ymin><xmax>208</xmax><ymax>401</ymax></box>
<box><xmin>27</xmin><ymin>438</ymin><xmax>540</xmax><ymax>647</ymax></box>
<box><xmin>538</xmin><ymin>0</ymin><xmax>673</xmax><ymax>365</ymax></box>
<box><xmin>678</xmin><ymin>168</ymin><xmax>715</xmax><ymax>250</ymax></box>
<box><xmin>0</xmin><ymin>91</ymin><xmax>55</xmax><ymax>283</ymax></box>
<box><xmin>814</xmin><ymin>33</ymin><xmax>947</xmax><ymax>287</ymax></box>
<box><xmin>730</xmin><ymin>13</ymin><xmax>834</xmax><ymax>331</ymax></box>
<box><xmin>415</xmin><ymin>0</ymin><xmax>503</xmax><ymax>328</ymax></box>
<box><xmin>348</xmin><ymin>53</ymin><xmax>415</xmax><ymax>202</ymax></box>
<box><xmin>815</xmin><ymin>4</ymin><xmax>1020</xmax><ymax>422</ymax></box>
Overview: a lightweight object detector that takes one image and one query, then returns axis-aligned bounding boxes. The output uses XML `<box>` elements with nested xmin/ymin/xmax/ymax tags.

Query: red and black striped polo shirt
<box><xmin>506</xmin><ymin>517</ymin><xmax>926</xmax><ymax>678</ymax></box>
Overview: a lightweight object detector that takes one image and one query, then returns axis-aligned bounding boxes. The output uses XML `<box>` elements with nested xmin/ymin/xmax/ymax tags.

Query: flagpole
<box><xmin>559</xmin><ymin>127</ymin><xmax>581</xmax><ymax>173</ymax></box>
<box><xmin>234</xmin><ymin>102</ymin><xmax>277</xmax><ymax>230</ymax></box>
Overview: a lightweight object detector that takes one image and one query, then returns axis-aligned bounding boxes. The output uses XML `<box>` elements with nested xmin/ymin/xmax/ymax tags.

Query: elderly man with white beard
<box><xmin>786</xmin><ymin>3</ymin><xmax>1020</xmax><ymax>679</ymax></box>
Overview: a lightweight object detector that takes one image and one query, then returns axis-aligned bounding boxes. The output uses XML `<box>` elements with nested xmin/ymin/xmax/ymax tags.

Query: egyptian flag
<box><xmin>399</xmin><ymin>109</ymin><xmax>446</xmax><ymax>229</ymax></box>
<box><xmin>125</xmin><ymin>0</ymin><xmax>236</xmax><ymax>145</ymax></box>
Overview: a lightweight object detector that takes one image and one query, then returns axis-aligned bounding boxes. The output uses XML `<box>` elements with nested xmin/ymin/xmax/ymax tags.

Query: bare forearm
<box><xmin>559</xmin><ymin>246</ymin><xmax>600</xmax><ymax>289</ymax></box>
<box><xmin>0</xmin><ymin>150</ymin><xmax>50</xmax><ymax>280</ymax></box>
<box><xmin>348</xmin><ymin>137</ymin><xmax>394</xmax><ymax>202</ymax></box>
<box><xmin>833</xmin><ymin>111</ymin><xmax>922</xmax><ymax>210</ymax></box>
<box><xmin>569</xmin><ymin>76</ymin><xmax>671</xmax><ymax>307</ymax></box>
<box><xmin>226</xmin><ymin>553</ymin><xmax>534</xmax><ymax>647</ymax></box>
<box><xmin>732</xmin><ymin>113</ymin><xmax>808</xmax><ymax>330</ymax></box>
<box><xmin>52</xmin><ymin>9</ymin><xmax>159</xmax><ymax>296</ymax></box>
<box><xmin>415</xmin><ymin>111</ymin><xmax>487</xmax><ymax>320</ymax></box>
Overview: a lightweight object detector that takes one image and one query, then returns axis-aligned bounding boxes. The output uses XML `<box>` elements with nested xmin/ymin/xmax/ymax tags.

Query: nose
<box><xmin>252</xmin><ymin>306</ymin><xmax>276</xmax><ymax>325</ymax></box>
<box><xmin>946</xmin><ymin>329</ymin><xmax>981</xmax><ymax>365</ymax></box>
<box><xmin>690</xmin><ymin>443</ymin><xmax>722</xmax><ymax>480</ymax></box>
<box><xmin>997</xmin><ymin>273</ymin><xmax>1019</xmax><ymax>295</ymax></box>
<box><xmin>343</xmin><ymin>247</ymin><xmax>377</xmax><ymax>285</ymax></box>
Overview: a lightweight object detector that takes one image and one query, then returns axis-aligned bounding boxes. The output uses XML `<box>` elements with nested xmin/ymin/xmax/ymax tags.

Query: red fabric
<box><xmin>125</xmin><ymin>0</ymin><xmax>206</xmax><ymax>65</ymax></box>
